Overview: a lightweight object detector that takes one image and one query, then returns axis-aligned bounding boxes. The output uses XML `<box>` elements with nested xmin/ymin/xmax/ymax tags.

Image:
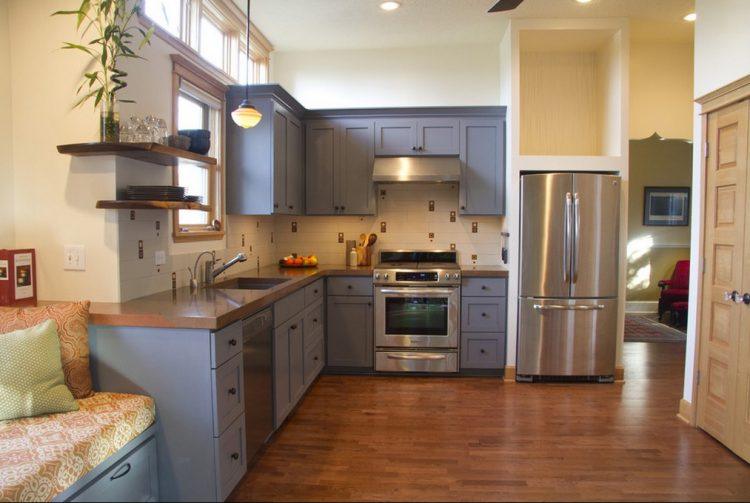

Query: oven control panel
<box><xmin>373</xmin><ymin>269</ymin><xmax>461</xmax><ymax>286</ymax></box>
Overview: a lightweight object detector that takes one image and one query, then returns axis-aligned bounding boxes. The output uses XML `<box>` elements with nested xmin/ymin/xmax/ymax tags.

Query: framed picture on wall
<box><xmin>643</xmin><ymin>187</ymin><xmax>691</xmax><ymax>226</ymax></box>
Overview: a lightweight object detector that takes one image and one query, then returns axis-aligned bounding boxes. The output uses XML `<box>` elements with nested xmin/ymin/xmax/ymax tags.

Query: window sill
<box><xmin>173</xmin><ymin>230</ymin><xmax>226</xmax><ymax>243</ymax></box>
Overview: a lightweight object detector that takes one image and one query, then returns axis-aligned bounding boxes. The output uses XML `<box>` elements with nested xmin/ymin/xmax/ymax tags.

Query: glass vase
<box><xmin>100</xmin><ymin>98</ymin><xmax>120</xmax><ymax>143</ymax></box>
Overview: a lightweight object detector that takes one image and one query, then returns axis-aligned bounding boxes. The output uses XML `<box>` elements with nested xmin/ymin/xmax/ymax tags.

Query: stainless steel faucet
<box><xmin>189</xmin><ymin>251</ymin><xmax>248</xmax><ymax>291</ymax></box>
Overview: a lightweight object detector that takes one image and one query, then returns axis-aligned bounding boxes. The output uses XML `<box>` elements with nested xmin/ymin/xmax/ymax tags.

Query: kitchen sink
<box><xmin>213</xmin><ymin>277</ymin><xmax>290</xmax><ymax>290</ymax></box>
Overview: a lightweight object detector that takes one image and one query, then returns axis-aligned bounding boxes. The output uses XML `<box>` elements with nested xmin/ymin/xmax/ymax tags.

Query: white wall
<box><xmin>271</xmin><ymin>45</ymin><xmax>501</xmax><ymax>109</ymax></box>
<box><xmin>0</xmin><ymin>0</ymin><xmax>13</xmax><ymax>249</ymax></box>
<box><xmin>683</xmin><ymin>0</ymin><xmax>750</xmax><ymax>404</ymax></box>
<box><xmin>630</xmin><ymin>41</ymin><xmax>694</xmax><ymax>140</ymax></box>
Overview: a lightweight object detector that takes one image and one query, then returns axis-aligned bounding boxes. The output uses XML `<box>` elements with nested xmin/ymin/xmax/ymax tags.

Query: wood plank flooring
<box><xmin>230</xmin><ymin>342</ymin><xmax>750</xmax><ymax>502</ymax></box>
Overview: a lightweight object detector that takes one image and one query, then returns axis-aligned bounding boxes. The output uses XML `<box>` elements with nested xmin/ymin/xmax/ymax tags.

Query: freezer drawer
<box><xmin>517</xmin><ymin>298</ymin><xmax>617</xmax><ymax>377</ymax></box>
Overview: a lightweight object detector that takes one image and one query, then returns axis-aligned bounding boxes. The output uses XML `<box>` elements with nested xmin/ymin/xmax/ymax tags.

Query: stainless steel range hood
<box><xmin>372</xmin><ymin>157</ymin><xmax>461</xmax><ymax>183</ymax></box>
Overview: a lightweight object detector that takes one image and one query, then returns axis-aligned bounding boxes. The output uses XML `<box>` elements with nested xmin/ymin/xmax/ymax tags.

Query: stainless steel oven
<box><xmin>373</xmin><ymin>250</ymin><xmax>462</xmax><ymax>373</ymax></box>
<box><xmin>374</xmin><ymin>285</ymin><xmax>459</xmax><ymax>349</ymax></box>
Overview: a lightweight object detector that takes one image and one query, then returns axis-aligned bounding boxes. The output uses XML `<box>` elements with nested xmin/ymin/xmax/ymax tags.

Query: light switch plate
<box><xmin>64</xmin><ymin>245</ymin><xmax>86</xmax><ymax>271</ymax></box>
<box><xmin>155</xmin><ymin>250</ymin><xmax>167</xmax><ymax>266</ymax></box>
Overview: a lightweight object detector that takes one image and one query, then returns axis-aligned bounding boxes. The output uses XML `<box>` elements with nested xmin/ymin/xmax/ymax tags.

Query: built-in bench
<box><xmin>0</xmin><ymin>392</ymin><xmax>158</xmax><ymax>502</ymax></box>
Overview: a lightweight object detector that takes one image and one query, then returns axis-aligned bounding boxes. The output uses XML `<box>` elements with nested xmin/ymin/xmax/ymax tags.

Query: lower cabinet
<box><xmin>326</xmin><ymin>295</ymin><xmax>374</xmax><ymax>369</ymax></box>
<box><xmin>459</xmin><ymin>277</ymin><xmax>508</xmax><ymax>373</ymax></box>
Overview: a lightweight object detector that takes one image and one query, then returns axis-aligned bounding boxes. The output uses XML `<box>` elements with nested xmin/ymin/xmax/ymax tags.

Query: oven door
<box><xmin>375</xmin><ymin>287</ymin><xmax>459</xmax><ymax>349</ymax></box>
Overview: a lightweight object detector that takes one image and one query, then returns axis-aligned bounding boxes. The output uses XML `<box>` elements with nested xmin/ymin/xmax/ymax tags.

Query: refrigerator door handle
<box><xmin>564</xmin><ymin>192</ymin><xmax>572</xmax><ymax>283</ymax></box>
<box><xmin>572</xmin><ymin>192</ymin><xmax>581</xmax><ymax>283</ymax></box>
<box><xmin>533</xmin><ymin>304</ymin><xmax>605</xmax><ymax>311</ymax></box>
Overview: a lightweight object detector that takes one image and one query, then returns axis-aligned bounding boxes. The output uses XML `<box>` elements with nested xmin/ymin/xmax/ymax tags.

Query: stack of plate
<box><xmin>125</xmin><ymin>186</ymin><xmax>186</xmax><ymax>201</ymax></box>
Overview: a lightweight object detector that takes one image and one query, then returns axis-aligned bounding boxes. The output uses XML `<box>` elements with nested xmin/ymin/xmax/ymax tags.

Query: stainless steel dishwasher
<box><xmin>242</xmin><ymin>308</ymin><xmax>274</xmax><ymax>464</ymax></box>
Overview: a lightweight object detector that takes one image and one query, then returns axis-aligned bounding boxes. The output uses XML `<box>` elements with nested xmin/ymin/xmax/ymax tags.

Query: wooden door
<box><xmin>337</xmin><ymin>120</ymin><xmax>376</xmax><ymax>215</ymax></box>
<box><xmin>305</xmin><ymin>120</ymin><xmax>337</xmax><ymax>214</ymax></box>
<box><xmin>374</xmin><ymin>119</ymin><xmax>417</xmax><ymax>156</ymax></box>
<box><xmin>418</xmin><ymin>118</ymin><xmax>459</xmax><ymax>155</ymax></box>
<box><xmin>698</xmin><ymin>99</ymin><xmax>750</xmax><ymax>460</ymax></box>
<box><xmin>459</xmin><ymin>118</ymin><xmax>505</xmax><ymax>215</ymax></box>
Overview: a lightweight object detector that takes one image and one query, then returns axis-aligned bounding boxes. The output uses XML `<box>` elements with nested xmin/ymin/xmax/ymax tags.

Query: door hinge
<box><xmin>696</xmin><ymin>370</ymin><xmax>701</xmax><ymax>386</ymax></box>
<box><xmin>702</xmin><ymin>259</ymin><xmax>706</xmax><ymax>274</ymax></box>
<box><xmin>704</xmin><ymin>141</ymin><xmax>709</xmax><ymax>159</ymax></box>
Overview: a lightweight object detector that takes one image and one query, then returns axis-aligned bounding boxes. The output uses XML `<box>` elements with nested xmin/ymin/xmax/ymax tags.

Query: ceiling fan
<box><xmin>488</xmin><ymin>0</ymin><xmax>525</xmax><ymax>12</ymax></box>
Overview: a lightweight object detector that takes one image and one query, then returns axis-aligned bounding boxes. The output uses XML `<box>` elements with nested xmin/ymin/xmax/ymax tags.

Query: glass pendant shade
<box><xmin>231</xmin><ymin>99</ymin><xmax>262</xmax><ymax>128</ymax></box>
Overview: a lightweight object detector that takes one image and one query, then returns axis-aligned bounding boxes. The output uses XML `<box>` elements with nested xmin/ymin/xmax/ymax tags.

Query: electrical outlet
<box><xmin>450</xmin><ymin>211</ymin><xmax>456</xmax><ymax>222</ymax></box>
<box><xmin>292</xmin><ymin>222</ymin><xmax>298</xmax><ymax>233</ymax></box>
<box><xmin>63</xmin><ymin>245</ymin><xmax>86</xmax><ymax>271</ymax></box>
<box><xmin>472</xmin><ymin>222</ymin><xmax>478</xmax><ymax>233</ymax></box>
<box><xmin>155</xmin><ymin>250</ymin><xmax>167</xmax><ymax>266</ymax></box>
<box><xmin>380</xmin><ymin>221</ymin><xmax>387</xmax><ymax>233</ymax></box>
<box><xmin>241</xmin><ymin>234</ymin><xmax>246</xmax><ymax>247</ymax></box>
<box><xmin>138</xmin><ymin>240</ymin><xmax>144</xmax><ymax>259</ymax></box>
<box><xmin>338</xmin><ymin>233</ymin><xmax>344</xmax><ymax>243</ymax></box>
<box><xmin>428</xmin><ymin>233</ymin><xmax>435</xmax><ymax>240</ymax></box>
<box><xmin>450</xmin><ymin>243</ymin><xmax>456</xmax><ymax>251</ymax></box>
<box><xmin>428</xmin><ymin>200</ymin><xmax>435</xmax><ymax>211</ymax></box>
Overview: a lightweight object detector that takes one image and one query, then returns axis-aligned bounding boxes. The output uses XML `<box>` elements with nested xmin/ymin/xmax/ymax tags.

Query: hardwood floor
<box><xmin>231</xmin><ymin>343</ymin><xmax>750</xmax><ymax>502</ymax></box>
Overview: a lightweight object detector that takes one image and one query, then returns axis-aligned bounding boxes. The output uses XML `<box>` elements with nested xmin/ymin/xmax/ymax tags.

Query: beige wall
<box><xmin>630</xmin><ymin>40</ymin><xmax>694</xmax><ymax>140</ymax></box>
<box><xmin>0</xmin><ymin>0</ymin><xmax>13</xmax><ymax>249</ymax></box>
<box><xmin>270</xmin><ymin>45</ymin><xmax>501</xmax><ymax>109</ymax></box>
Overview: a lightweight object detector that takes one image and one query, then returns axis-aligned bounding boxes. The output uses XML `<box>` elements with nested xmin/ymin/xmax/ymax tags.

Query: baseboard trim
<box><xmin>615</xmin><ymin>365</ymin><xmax>625</xmax><ymax>382</ymax></box>
<box><xmin>677</xmin><ymin>398</ymin><xmax>694</xmax><ymax>425</ymax></box>
<box><xmin>503</xmin><ymin>365</ymin><xmax>516</xmax><ymax>382</ymax></box>
<box><xmin>626</xmin><ymin>301</ymin><xmax>658</xmax><ymax>314</ymax></box>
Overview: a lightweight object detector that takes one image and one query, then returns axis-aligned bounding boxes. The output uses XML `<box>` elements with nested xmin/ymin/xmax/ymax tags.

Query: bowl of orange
<box><xmin>279</xmin><ymin>254</ymin><xmax>319</xmax><ymax>268</ymax></box>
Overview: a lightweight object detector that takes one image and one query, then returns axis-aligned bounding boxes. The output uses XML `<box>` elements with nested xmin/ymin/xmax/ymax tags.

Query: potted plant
<box><xmin>54</xmin><ymin>0</ymin><xmax>154</xmax><ymax>142</ymax></box>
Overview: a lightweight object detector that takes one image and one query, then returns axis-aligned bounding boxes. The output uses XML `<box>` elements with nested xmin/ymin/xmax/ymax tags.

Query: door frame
<box><xmin>688</xmin><ymin>75</ymin><xmax>750</xmax><ymax>426</ymax></box>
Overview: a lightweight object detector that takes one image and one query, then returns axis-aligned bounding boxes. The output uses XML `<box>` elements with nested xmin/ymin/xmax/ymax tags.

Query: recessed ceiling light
<box><xmin>683</xmin><ymin>12</ymin><xmax>696</xmax><ymax>22</ymax></box>
<box><xmin>575</xmin><ymin>0</ymin><xmax>593</xmax><ymax>4</ymax></box>
<box><xmin>380</xmin><ymin>1</ymin><xmax>401</xmax><ymax>11</ymax></box>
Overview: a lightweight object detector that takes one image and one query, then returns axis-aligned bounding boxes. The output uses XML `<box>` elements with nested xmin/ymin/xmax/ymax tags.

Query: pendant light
<box><xmin>231</xmin><ymin>0</ymin><xmax>262</xmax><ymax>128</ymax></box>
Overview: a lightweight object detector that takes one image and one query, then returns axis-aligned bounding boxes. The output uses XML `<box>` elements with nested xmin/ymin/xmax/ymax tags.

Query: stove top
<box><xmin>374</xmin><ymin>250</ymin><xmax>461</xmax><ymax>285</ymax></box>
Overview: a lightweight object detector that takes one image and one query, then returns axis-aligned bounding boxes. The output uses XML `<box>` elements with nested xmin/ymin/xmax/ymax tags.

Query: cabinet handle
<box><xmin>460</xmin><ymin>206</ymin><xmax>466</xmax><ymax>210</ymax></box>
<box><xmin>314</xmin><ymin>356</ymin><xmax>319</xmax><ymax>361</ymax></box>
<box><xmin>228</xmin><ymin>387</ymin><xmax>237</xmax><ymax>395</ymax></box>
<box><xmin>481</xmin><ymin>285</ymin><xmax>488</xmax><ymax>290</ymax></box>
<box><xmin>231</xmin><ymin>452</ymin><xmax>239</xmax><ymax>461</ymax></box>
<box><xmin>314</xmin><ymin>289</ymin><xmax>318</xmax><ymax>294</ymax></box>
<box><xmin>341</xmin><ymin>205</ymin><xmax>346</xmax><ymax>211</ymax></box>
<box><xmin>368</xmin><ymin>302</ymin><xmax>372</xmax><ymax>306</ymax></box>
<box><xmin>347</xmin><ymin>285</ymin><xmax>352</xmax><ymax>289</ymax></box>
<box><xmin>291</xmin><ymin>324</ymin><xmax>298</xmax><ymax>330</ymax></box>
<box><xmin>228</xmin><ymin>339</ymin><xmax>237</xmax><ymax>346</ymax></box>
<box><xmin>334</xmin><ymin>206</ymin><xmax>340</xmax><ymax>211</ymax></box>
<box><xmin>481</xmin><ymin>312</ymin><xmax>487</xmax><ymax>317</ymax></box>
<box><xmin>313</xmin><ymin>318</ymin><xmax>318</xmax><ymax>323</ymax></box>
<box><xmin>418</xmin><ymin>146</ymin><xmax>424</xmax><ymax>151</ymax></box>
<box><xmin>289</xmin><ymin>205</ymin><xmax>294</xmax><ymax>210</ymax></box>
<box><xmin>412</xmin><ymin>146</ymin><xmax>417</xmax><ymax>151</ymax></box>
<box><xmin>480</xmin><ymin>349</ymin><xmax>486</xmax><ymax>354</ymax></box>
<box><xmin>274</xmin><ymin>204</ymin><xmax>279</xmax><ymax>209</ymax></box>
<box><xmin>110</xmin><ymin>462</ymin><xmax>131</xmax><ymax>481</ymax></box>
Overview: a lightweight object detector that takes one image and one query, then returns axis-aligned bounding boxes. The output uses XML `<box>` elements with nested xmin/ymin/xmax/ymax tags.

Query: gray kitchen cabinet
<box><xmin>459</xmin><ymin>276</ymin><xmax>507</xmax><ymax>373</ymax></box>
<box><xmin>375</xmin><ymin>118</ymin><xmax>458</xmax><ymax>156</ymax></box>
<box><xmin>459</xmin><ymin>118</ymin><xmax>506</xmax><ymax>215</ymax></box>
<box><xmin>306</xmin><ymin>119</ymin><xmax>375</xmax><ymax>215</ymax></box>
<box><xmin>226</xmin><ymin>87</ymin><xmax>303</xmax><ymax>215</ymax></box>
<box><xmin>327</xmin><ymin>295</ymin><xmax>374</xmax><ymax>369</ymax></box>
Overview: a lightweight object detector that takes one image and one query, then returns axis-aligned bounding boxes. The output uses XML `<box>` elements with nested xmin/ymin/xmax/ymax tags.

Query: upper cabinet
<box><xmin>306</xmin><ymin>119</ymin><xmax>375</xmax><ymax>215</ymax></box>
<box><xmin>374</xmin><ymin>118</ymin><xmax>459</xmax><ymax>156</ymax></box>
<box><xmin>226</xmin><ymin>87</ymin><xmax>304</xmax><ymax>215</ymax></box>
<box><xmin>459</xmin><ymin>118</ymin><xmax>506</xmax><ymax>216</ymax></box>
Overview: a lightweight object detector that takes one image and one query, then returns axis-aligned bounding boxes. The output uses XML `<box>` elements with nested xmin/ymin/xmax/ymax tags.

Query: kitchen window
<box><xmin>141</xmin><ymin>0</ymin><xmax>271</xmax><ymax>85</ymax></box>
<box><xmin>172</xmin><ymin>55</ymin><xmax>227</xmax><ymax>242</ymax></box>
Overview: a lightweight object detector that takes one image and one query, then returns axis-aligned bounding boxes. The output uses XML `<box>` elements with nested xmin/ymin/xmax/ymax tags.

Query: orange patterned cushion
<box><xmin>0</xmin><ymin>392</ymin><xmax>156</xmax><ymax>502</ymax></box>
<box><xmin>0</xmin><ymin>302</ymin><xmax>93</xmax><ymax>399</ymax></box>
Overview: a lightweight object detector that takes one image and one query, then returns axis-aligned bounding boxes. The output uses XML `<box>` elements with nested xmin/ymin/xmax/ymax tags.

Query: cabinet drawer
<box><xmin>461</xmin><ymin>297</ymin><xmax>506</xmax><ymax>332</ymax></box>
<box><xmin>304</xmin><ymin>333</ymin><xmax>325</xmax><ymax>385</ymax></box>
<box><xmin>304</xmin><ymin>279</ymin><xmax>324</xmax><ymax>305</ymax></box>
<box><xmin>303</xmin><ymin>300</ymin><xmax>324</xmax><ymax>347</ymax></box>
<box><xmin>214</xmin><ymin>413</ymin><xmax>247</xmax><ymax>502</ymax></box>
<box><xmin>211</xmin><ymin>320</ymin><xmax>242</xmax><ymax>368</ymax></box>
<box><xmin>211</xmin><ymin>353</ymin><xmax>244</xmax><ymax>437</ymax></box>
<box><xmin>274</xmin><ymin>288</ymin><xmax>305</xmax><ymax>327</ymax></box>
<box><xmin>461</xmin><ymin>277</ymin><xmax>507</xmax><ymax>297</ymax></box>
<box><xmin>71</xmin><ymin>436</ymin><xmax>158</xmax><ymax>502</ymax></box>
<box><xmin>327</xmin><ymin>277</ymin><xmax>373</xmax><ymax>296</ymax></box>
<box><xmin>460</xmin><ymin>334</ymin><xmax>505</xmax><ymax>369</ymax></box>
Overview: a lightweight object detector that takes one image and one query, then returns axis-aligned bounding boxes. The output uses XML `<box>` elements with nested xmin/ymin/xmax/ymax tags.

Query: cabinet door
<box><xmin>459</xmin><ymin>118</ymin><xmax>505</xmax><ymax>215</ymax></box>
<box><xmin>273</xmin><ymin>322</ymin><xmax>291</xmax><ymax>427</ymax></box>
<box><xmin>374</xmin><ymin>119</ymin><xmax>417</xmax><ymax>156</ymax></box>
<box><xmin>272</xmin><ymin>106</ymin><xmax>287</xmax><ymax>213</ymax></box>
<box><xmin>305</xmin><ymin>120</ymin><xmax>337</xmax><ymax>214</ymax></box>
<box><xmin>326</xmin><ymin>296</ymin><xmax>373</xmax><ymax>368</ymax></box>
<box><xmin>285</xmin><ymin>115</ymin><xmax>303</xmax><ymax>214</ymax></box>
<box><xmin>289</xmin><ymin>316</ymin><xmax>305</xmax><ymax>403</ymax></box>
<box><xmin>337</xmin><ymin>120</ymin><xmax>375</xmax><ymax>215</ymax></box>
<box><xmin>418</xmin><ymin>118</ymin><xmax>459</xmax><ymax>155</ymax></box>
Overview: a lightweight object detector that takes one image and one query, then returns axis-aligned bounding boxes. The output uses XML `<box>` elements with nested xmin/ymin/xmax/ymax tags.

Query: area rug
<box><xmin>624</xmin><ymin>314</ymin><xmax>687</xmax><ymax>342</ymax></box>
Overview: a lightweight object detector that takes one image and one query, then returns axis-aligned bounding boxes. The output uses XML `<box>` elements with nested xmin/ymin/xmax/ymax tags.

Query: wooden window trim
<box><xmin>172</xmin><ymin>54</ymin><xmax>228</xmax><ymax>242</ymax></box>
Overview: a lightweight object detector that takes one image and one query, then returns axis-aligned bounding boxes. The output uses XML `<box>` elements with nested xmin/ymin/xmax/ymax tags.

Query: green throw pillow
<box><xmin>0</xmin><ymin>319</ymin><xmax>79</xmax><ymax>420</ymax></box>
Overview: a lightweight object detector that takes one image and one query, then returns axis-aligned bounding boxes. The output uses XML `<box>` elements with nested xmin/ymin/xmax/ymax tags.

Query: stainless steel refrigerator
<box><xmin>517</xmin><ymin>173</ymin><xmax>620</xmax><ymax>381</ymax></box>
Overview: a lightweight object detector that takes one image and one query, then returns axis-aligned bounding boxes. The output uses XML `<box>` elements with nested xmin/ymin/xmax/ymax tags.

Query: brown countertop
<box><xmin>87</xmin><ymin>263</ymin><xmax>507</xmax><ymax>331</ymax></box>
<box><xmin>460</xmin><ymin>265</ymin><xmax>509</xmax><ymax>278</ymax></box>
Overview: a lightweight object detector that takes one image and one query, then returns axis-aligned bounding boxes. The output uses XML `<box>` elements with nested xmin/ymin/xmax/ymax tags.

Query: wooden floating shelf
<box><xmin>57</xmin><ymin>142</ymin><xmax>217</xmax><ymax>166</ymax></box>
<box><xmin>96</xmin><ymin>200</ymin><xmax>211</xmax><ymax>211</ymax></box>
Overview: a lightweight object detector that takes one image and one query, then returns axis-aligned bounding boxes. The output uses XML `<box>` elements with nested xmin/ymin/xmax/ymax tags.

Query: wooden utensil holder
<box><xmin>356</xmin><ymin>246</ymin><xmax>372</xmax><ymax>266</ymax></box>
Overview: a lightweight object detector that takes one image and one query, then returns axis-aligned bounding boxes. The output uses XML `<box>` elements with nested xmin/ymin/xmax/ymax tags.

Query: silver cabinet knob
<box><xmin>375</xmin><ymin>273</ymin><xmax>381</xmax><ymax>279</ymax></box>
<box><xmin>384</xmin><ymin>273</ymin><xmax>389</xmax><ymax>280</ymax></box>
<box><xmin>445</xmin><ymin>273</ymin><xmax>450</xmax><ymax>280</ymax></box>
<box><xmin>452</xmin><ymin>273</ymin><xmax>460</xmax><ymax>279</ymax></box>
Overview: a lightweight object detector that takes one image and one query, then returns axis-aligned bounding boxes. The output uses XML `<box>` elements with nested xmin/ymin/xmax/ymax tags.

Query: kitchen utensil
<box><xmin>367</xmin><ymin>234</ymin><xmax>377</xmax><ymax>247</ymax></box>
<box><xmin>359</xmin><ymin>233</ymin><xmax>367</xmax><ymax>247</ymax></box>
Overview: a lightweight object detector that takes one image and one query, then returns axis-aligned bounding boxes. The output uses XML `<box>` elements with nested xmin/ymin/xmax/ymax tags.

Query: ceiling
<box><xmin>237</xmin><ymin>0</ymin><xmax>695</xmax><ymax>52</ymax></box>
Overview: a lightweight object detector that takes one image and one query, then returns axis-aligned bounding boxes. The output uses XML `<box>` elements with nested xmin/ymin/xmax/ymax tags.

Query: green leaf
<box><xmin>61</xmin><ymin>42</ymin><xmax>97</xmax><ymax>58</ymax></box>
<box><xmin>52</xmin><ymin>10</ymin><xmax>81</xmax><ymax>16</ymax></box>
<box><xmin>76</xmin><ymin>0</ymin><xmax>90</xmax><ymax>29</ymax></box>
<box><xmin>94</xmin><ymin>88</ymin><xmax>104</xmax><ymax>107</ymax></box>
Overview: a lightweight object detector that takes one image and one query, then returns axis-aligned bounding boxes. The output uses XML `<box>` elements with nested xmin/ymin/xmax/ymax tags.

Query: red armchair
<box><xmin>658</xmin><ymin>260</ymin><xmax>690</xmax><ymax>318</ymax></box>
